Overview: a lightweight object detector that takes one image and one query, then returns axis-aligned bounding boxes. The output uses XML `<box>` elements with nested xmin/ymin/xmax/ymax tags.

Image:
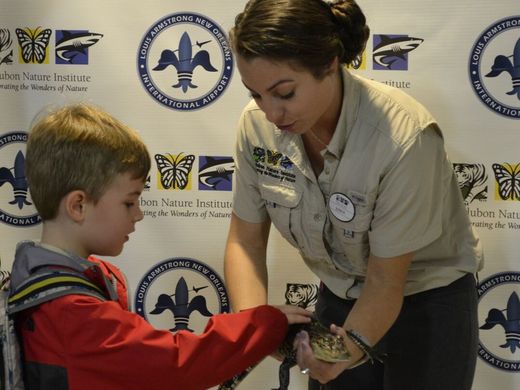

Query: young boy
<box><xmin>9</xmin><ymin>104</ymin><xmax>311</xmax><ymax>390</ymax></box>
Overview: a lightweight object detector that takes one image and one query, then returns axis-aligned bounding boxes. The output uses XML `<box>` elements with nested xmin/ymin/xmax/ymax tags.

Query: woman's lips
<box><xmin>276</xmin><ymin>122</ymin><xmax>295</xmax><ymax>131</ymax></box>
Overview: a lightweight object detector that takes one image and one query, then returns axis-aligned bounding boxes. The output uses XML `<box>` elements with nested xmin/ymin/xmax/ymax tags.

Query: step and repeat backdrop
<box><xmin>0</xmin><ymin>0</ymin><xmax>519</xmax><ymax>388</ymax></box>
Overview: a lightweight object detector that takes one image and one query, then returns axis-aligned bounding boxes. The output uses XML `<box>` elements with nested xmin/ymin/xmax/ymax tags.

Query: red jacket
<box><xmin>12</xmin><ymin>246</ymin><xmax>287</xmax><ymax>390</ymax></box>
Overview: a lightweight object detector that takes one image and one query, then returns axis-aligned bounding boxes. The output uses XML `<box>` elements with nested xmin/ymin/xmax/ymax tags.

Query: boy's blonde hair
<box><xmin>26</xmin><ymin>103</ymin><xmax>151</xmax><ymax>220</ymax></box>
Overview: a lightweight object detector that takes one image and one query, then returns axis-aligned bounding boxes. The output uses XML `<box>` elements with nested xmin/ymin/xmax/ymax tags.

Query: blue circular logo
<box><xmin>137</xmin><ymin>12</ymin><xmax>233</xmax><ymax>111</ymax></box>
<box><xmin>477</xmin><ymin>271</ymin><xmax>520</xmax><ymax>371</ymax></box>
<box><xmin>134</xmin><ymin>257</ymin><xmax>229</xmax><ymax>333</ymax></box>
<box><xmin>0</xmin><ymin>132</ymin><xmax>41</xmax><ymax>227</ymax></box>
<box><xmin>469</xmin><ymin>16</ymin><xmax>520</xmax><ymax>119</ymax></box>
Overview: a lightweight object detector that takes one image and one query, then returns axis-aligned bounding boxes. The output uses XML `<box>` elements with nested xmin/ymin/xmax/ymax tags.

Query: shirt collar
<box><xmin>326</xmin><ymin>67</ymin><xmax>361</xmax><ymax>158</ymax></box>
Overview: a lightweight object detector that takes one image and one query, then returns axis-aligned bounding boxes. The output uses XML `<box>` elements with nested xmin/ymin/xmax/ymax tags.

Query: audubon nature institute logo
<box><xmin>137</xmin><ymin>12</ymin><xmax>233</xmax><ymax>111</ymax></box>
<box><xmin>469</xmin><ymin>16</ymin><xmax>520</xmax><ymax>119</ymax></box>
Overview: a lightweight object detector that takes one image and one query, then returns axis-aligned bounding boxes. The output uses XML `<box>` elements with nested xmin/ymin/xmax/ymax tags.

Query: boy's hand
<box><xmin>274</xmin><ymin>304</ymin><xmax>313</xmax><ymax>325</ymax></box>
<box><xmin>270</xmin><ymin>305</ymin><xmax>312</xmax><ymax>361</ymax></box>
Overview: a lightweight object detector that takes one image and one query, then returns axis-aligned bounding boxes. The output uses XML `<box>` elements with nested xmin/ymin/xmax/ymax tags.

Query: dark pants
<box><xmin>309</xmin><ymin>273</ymin><xmax>478</xmax><ymax>390</ymax></box>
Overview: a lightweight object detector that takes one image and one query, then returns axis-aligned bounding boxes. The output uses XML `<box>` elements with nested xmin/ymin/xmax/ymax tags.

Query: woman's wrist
<box><xmin>344</xmin><ymin>329</ymin><xmax>386</xmax><ymax>368</ymax></box>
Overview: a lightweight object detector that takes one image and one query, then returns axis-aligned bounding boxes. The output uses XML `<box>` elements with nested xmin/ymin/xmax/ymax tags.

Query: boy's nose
<box><xmin>135</xmin><ymin>207</ymin><xmax>144</xmax><ymax>222</ymax></box>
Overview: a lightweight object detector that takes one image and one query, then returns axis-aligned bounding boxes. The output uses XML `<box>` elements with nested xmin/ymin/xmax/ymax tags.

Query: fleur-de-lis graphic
<box><xmin>152</xmin><ymin>32</ymin><xmax>217</xmax><ymax>93</ymax></box>
<box><xmin>485</xmin><ymin>38</ymin><xmax>520</xmax><ymax>100</ymax></box>
<box><xmin>480</xmin><ymin>291</ymin><xmax>520</xmax><ymax>353</ymax></box>
<box><xmin>149</xmin><ymin>277</ymin><xmax>212</xmax><ymax>332</ymax></box>
<box><xmin>0</xmin><ymin>150</ymin><xmax>32</xmax><ymax>209</ymax></box>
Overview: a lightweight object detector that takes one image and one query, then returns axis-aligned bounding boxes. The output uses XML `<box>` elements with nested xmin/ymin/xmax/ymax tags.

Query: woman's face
<box><xmin>236</xmin><ymin>55</ymin><xmax>341</xmax><ymax>134</ymax></box>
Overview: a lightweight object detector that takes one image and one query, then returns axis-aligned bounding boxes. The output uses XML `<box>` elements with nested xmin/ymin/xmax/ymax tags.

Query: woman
<box><xmin>224</xmin><ymin>0</ymin><xmax>483</xmax><ymax>389</ymax></box>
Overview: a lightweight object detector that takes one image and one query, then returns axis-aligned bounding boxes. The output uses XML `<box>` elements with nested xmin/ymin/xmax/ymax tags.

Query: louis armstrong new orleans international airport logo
<box><xmin>478</xmin><ymin>272</ymin><xmax>520</xmax><ymax>371</ymax></box>
<box><xmin>0</xmin><ymin>132</ymin><xmax>41</xmax><ymax>227</ymax></box>
<box><xmin>469</xmin><ymin>16</ymin><xmax>520</xmax><ymax>120</ymax></box>
<box><xmin>137</xmin><ymin>12</ymin><xmax>233</xmax><ymax>111</ymax></box>
<box><xmin>134</xmin><ymin>257</ymin><xmax>229</xmax><ymax>333</ymax></box>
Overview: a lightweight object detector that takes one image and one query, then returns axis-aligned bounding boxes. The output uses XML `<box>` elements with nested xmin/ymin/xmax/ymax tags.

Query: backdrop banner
<box><xmin>1</xmin><ymin>1</ymin><xmax>519</xmax><ymax>388</ymax></box>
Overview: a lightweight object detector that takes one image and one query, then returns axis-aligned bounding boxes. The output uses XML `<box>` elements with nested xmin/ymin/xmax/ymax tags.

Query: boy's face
<box><xmin>81</xmin><ymin>172</ymin><xmax>145</xmax><ymax>257</ymax></box>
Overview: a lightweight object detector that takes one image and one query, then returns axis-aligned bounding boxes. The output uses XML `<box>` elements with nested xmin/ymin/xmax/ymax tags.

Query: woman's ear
<box><xmin>63</xmin><ymin>190</ymin><xmax>88</xmax><ymax>222</ymax></box>
<box><xmin>326</xmin><ymin>56</ymin><xmax>340</xmax><ymax>75</ymax></box>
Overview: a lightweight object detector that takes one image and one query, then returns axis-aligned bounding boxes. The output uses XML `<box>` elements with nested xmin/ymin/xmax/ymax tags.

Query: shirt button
<box><xmin>324</xmin><ymin>168</ymin><xmax>330</xmax><ymax>175</ymax></box>
<box><xmin>314</xmin><ymin>214</ymin><xmax>321</xmax><ymax>221</ymax></box>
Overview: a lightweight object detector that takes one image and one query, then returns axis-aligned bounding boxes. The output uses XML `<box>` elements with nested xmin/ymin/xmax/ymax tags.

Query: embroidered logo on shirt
<box><xmin>348</xmin><ymin>191</ymin><xmax>367</xmax><ymax>206</ymax></box>
<box><xmin>252</xmin><ymin>146</ymin><xmax>295</xmax><ymax>183</ymax></box>
<box><xmin>343</xmin><ymin>229</ymin><xmax>355</xmax><ymax>239</ymax></box>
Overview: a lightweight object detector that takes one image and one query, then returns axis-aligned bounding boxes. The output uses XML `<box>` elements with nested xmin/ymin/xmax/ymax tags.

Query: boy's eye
<box><xmin>125</xmin><ymin>202</ymin><xmax>134</xmax><ymax>208</ymax></box>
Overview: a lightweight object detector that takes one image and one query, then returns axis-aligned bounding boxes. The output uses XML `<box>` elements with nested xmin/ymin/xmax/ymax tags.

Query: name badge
<box><xmin>328</xmin><ymin>192</ymin><xmax>355</xmax><ymax>222</ymax></box>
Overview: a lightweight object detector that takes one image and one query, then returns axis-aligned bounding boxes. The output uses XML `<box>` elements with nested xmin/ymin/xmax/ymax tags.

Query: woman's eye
<box><xmin>280</xmin><ymin>91</ymin><xmax>294</xmax><ymax>100</ymax></box>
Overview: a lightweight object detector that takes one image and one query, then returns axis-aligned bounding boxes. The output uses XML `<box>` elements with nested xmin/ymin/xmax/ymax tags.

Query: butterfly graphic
<box><xmin>492</xmin><ymin>163</ymin><xmax>520</xmax><ymax>201</ymax></box>
<box><xmin>155</xmin><ymin>153</ymin><xmax>195</xmax><ymax>190</ymax></box>
<box><xmin>15</xmin><ymin>27</ymin><xmax>52</xmax><ymax>64</ymax></box>
<box><xmin>266</xmin><ymin>150</ymin><xmax>283</xmax><ymax>166</ymax></box>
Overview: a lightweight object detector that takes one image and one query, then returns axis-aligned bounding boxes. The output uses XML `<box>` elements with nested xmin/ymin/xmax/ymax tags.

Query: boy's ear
<box><xmin>64</xmin><ymin>190</ymin><xmax>88</xmax><ymax>222</ymax></box>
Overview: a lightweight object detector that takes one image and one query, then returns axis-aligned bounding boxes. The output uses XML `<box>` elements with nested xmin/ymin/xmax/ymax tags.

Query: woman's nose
<box><xmin>262</xmin><ymin>100</ymin><xmax>284</xmax><ymax>124</ymax></box>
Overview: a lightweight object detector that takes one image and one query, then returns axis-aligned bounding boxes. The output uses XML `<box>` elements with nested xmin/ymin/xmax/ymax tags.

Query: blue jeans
<box><xmin>309</xmin><ymin>273</ymin><xmax>478</xmax><ymax>390</ymax></box>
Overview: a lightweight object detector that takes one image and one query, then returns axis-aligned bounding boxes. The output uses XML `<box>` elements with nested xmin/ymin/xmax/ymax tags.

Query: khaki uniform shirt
<box><xmin>232</xmin><ymin>67</ymin><xmax>483</xmax><ymax>299</ymax></box>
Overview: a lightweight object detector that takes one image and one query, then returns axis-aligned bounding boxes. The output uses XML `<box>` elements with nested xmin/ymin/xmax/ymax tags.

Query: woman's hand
<box><xmin>294</xmin><ymin>324</ymin><xmax>351</xmax><ymax>384</ymax></box>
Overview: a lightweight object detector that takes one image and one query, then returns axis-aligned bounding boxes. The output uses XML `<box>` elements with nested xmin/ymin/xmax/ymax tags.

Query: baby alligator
<box><xmin>218</xmin><ymin>316</ymin><xmax>351</xmax><ymax>390</ymax></box>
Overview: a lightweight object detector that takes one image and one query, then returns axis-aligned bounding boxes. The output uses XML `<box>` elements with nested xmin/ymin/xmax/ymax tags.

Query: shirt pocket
<box><xmin>259</xmin><ymin>183</ymin><xmax>302</xmax><ymax>248</ymax></box>
<box><xmin>328</xmin><ymin>206</ymin><xmax>373</xmax><ymax>273</ymax></box>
